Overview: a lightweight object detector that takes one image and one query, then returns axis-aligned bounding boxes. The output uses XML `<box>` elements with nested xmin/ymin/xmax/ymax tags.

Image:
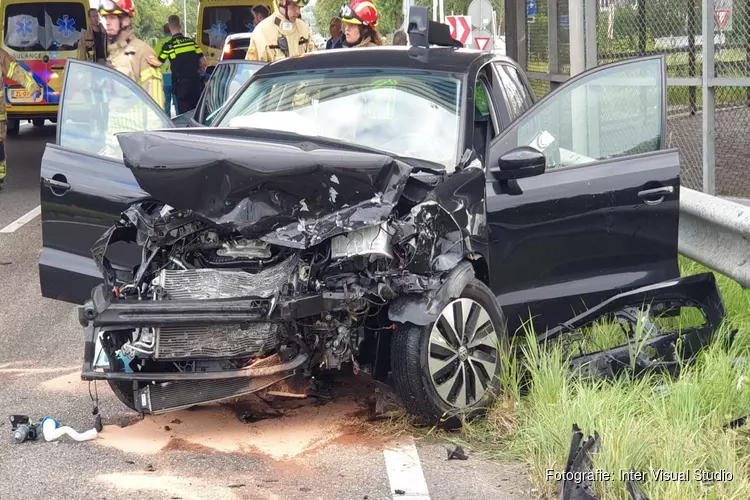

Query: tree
<box><xmin>132</xmin><ymin>0</ymin><xmax>200</xmax><ymax>46</ymax></box>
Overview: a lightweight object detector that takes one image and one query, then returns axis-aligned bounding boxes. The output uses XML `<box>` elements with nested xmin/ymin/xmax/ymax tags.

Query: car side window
<box><xmin>495</xmin><ymin>57</ymin><xmax>664</xmax><ymax>171</ymax></box>
<box><xmin>58</xmin><ymin>60</ymin><xmax>171</xmax><ymax>161</ymax></box>
<box><xmin>493</xmin><ymin>63</ymin><xmax>533</xmax><ymax>122</ymax></box>
<box><xmin>201</xmin><ymin>63</ymin><xmax>262</xmax><ymax>125</ymax></box>
<box><xmin>473</xmin><ymin>79</ymin><xmax>499</xmax><ymax>164</ymax></box>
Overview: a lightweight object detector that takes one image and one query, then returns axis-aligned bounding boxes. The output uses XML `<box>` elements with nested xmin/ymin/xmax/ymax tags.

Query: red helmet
<box><xmin>340</xmin><ymin>0</ymin><xmax>379</xmax><ymax>28</ymax></box>
<box><xmin>99</xmin><ymin>0</ymin><xmax>134</xmax><ymax>17</ymax></box>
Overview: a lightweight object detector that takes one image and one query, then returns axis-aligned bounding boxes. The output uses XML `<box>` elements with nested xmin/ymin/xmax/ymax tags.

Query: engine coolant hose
<box><xmin>41</xmin><ymin>416</ymin><xmax>98</xmax><ymax>442</ymax></box>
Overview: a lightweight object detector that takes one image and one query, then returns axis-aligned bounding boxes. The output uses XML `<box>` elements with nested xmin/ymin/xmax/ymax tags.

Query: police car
<box><xmin>36</xmin><ymin>8</ymin><xmax>721</xmax><ymax>424</ymax></box>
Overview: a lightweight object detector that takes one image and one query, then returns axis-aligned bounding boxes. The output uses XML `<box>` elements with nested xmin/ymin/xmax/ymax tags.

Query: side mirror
<box><xmin>490</xmin><ymin>146</ymin><xmax>546</xmax><ymax>181</ymax></box>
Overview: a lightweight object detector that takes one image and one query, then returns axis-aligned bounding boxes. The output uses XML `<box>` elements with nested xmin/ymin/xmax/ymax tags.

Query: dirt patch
<box><xmin>0</xmin><ymin>365</ymin><xmax>79</xmax><ymax>378</ymax></box>
<box><xmin>95</xmin><ymin>398</ymin><xmax>372</xmax><ymax>459</ymax></box>
<box><xmin>39</xmin><ymin>370</ymin><xmax>87</xmax><ymax>393</ymax></box>
<box><xmin>162</xmin><ymin>437</ymin><xmax>219</xmax><ymax>454</ymax></box>
<box><xmin>96</xmin><ymin>472</ymin><xmax>263</xmax><ymax>500</ymax></box>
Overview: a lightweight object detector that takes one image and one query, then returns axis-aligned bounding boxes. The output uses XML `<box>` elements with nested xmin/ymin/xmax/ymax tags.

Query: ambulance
<box><xmin>197</xmin><ymin>0</ymin><xmax>275</xmax><ymax>72</ymax></box>
<box><xmin>0</xmin><ymin>0</ymin><xmax>89</xmax><ymax>135</ymax></box>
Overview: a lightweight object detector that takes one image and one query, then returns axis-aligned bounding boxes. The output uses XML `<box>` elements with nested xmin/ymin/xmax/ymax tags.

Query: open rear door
<box><xmin>39</xmin><ymin>59</ymin><xmax>174</xmax><ymax>304</ymax></box>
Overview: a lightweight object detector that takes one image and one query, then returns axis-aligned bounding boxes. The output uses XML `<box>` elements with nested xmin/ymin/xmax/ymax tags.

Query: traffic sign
<box><xmin>467</xmin><ymin>0</ymin><xmax>493</xmax><ymax>31</ymax></box>
<box><xmin>470</xmin><ymin>28</ymin><xmax>493</xmax><ymax>51</ymax></box>
<box><xmin>715</xmin><ymin>9</ymin><xmax>731</xmax><ymax>29</ymax></box>
<box><xmin>526</xmin><ymin>0</ymin><xmax>537</xmax><ymax>17</ymax></box>
<box><xmin>474</xmin><ymin>36</ymin><xmax>490</xmax><ymax>50</ymax></box>
<box><xmin>446</xmin><ymin>15</ymin><xmax>472</xmax><ymax>46</ymax></box>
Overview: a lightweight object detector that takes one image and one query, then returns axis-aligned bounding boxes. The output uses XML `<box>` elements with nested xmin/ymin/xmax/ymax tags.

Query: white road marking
<box><xmin>382</xmin><ymin>436</ymin><xmax>431</xmax><ymax>499</ymax></box>
<box><xmin>0</xmin><ymin>205</ymin><xmax>41</xmax><ymax>233</ymax></box>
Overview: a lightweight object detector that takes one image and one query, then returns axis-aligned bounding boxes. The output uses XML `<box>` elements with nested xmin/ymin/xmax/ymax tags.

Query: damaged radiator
<box><xmin>158</xmin><ymin>255</ymin><xmax>297</xmax><ymax>300</ymax></box>
<box><xmin>154</xmin><ymin>323</ymin><xmax>281</xmax><ymax>360</ymax></box>
<box><xmin>135</xmin><ymin>374</ymin><xmax>292</xmax><ymax>414</ymax></box>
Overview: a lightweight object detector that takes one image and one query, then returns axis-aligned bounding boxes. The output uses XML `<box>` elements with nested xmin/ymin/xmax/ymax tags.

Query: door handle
<box><xmin>638</xmin><ymin>185</ymin><xmax>673</xmax><ymax>205</ymax></box>
<box><xmin>43</xmin><ymin>177</ymin><xmax>71</xmax><ymax>193</ymax></box>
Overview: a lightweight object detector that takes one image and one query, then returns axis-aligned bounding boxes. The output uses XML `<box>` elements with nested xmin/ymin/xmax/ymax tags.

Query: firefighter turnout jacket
<box><xmin>0</xmin><ymin>50</ymin><xmax>41</xmax><ymax>122</ymax></box>
<box><xmin>245</xmin><ymin>11</ymin><xmax>316</xmax><ymax>62</ymax></box>
<box><xmin>107</xmin><ymin>29</ymin><xmax>164</xmax><ymax>107</ymax></box>
<box><xmin>0</xmin><ymin>49</ymin><xmax>41</xmax><ymax>182</ymax></box>
<box><xmin>103</xmin><ymin>29</ymin><xmax>165</xmax><ymax>159</ymax></box>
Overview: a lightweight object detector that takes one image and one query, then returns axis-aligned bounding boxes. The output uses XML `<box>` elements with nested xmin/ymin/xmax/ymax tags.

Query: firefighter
<box><xmin>0</xmin><ymin>51</ymin><xmax>42</xmax><ymax>188</ymax></box>
<box><xmin>99</xmin><ymin>0</ymin><xmax>164</xmax><ymax>105</ymax></box>
<box><xmin>98</xmin><ymin>0</ymin><xmax>164</xmax><ymax>158</ymax></box>
<box><xmin>157</xmin><ymin>15</ymin><xmax>206</xmax><ymax>114</ymax></box>
<box><xmin>340</xmin><ymin>0</ymin><xmax>384</xmax><ymax>47</ymax></box>
<box><xmin>244</xmin><ymin>0</ymin><xmax>316</xmax><ymax>62</ymax></box>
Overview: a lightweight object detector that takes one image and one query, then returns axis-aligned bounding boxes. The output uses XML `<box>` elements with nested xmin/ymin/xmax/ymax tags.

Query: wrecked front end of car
<box><xmin>78</xmin><ymin>129</ymin><xmax>480</xmax><ymax>415</ymax></box>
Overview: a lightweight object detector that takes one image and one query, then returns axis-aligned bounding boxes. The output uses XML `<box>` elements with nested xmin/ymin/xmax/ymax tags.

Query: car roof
<box><xmin>252</xmin><ymin>46</ymin><xmax>512</xmax><ymax>77</ymax></box>
<box><xmin>225</xmin><ymin>32</ymin><xmax>254</xmax><ymax>42</ymax></box>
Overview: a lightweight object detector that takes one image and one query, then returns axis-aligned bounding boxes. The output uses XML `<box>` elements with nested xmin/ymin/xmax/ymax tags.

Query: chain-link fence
<box><xmin>517</xmin><ymin>0</ymin><xmax>750</xmax><ymax>196</ymax></box>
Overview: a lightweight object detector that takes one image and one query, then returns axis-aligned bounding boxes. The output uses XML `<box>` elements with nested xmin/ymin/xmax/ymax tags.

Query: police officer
<box><xmin>0</xmin><ymin>50</ymin><xmax>41</xmax><ymax>188</ymax></box>
<box><xmin>157</xmin><ymin>15</ymin><xmax>206</xmax><ymax>114</ymax></box>
<box><xmin>99</xmin><ymin>0</ymin><xmax>164</xmax><ymax>105</ymax></box>
<box><xmin>244</xmin><ymin>0</ymin><xmax>316</xmax><ymax>62</ymax></box>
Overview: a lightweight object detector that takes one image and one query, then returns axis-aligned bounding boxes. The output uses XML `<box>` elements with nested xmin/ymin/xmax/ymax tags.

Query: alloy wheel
<box><xmin>427</xmin><ymin>298</ymin><xmax>500</xmax><ymax>409</ymax></box>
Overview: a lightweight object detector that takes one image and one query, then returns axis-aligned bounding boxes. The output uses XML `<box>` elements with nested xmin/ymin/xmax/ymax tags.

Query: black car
<box><xmin>38</xmin><ymin>18</ymin><xmax>722</xmax><ymax>425</ymax></box>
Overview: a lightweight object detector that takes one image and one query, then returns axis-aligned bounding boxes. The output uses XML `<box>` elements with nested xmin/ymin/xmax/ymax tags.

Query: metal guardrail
<box><xmin>679</xmin><ymin>187</ymin><xmax>750</xmax><ymax>288</ymax></box>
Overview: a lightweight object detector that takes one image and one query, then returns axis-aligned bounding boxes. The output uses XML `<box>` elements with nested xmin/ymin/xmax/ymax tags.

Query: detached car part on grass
<box><xmin>78</xmin><ymin>130</ymin><xmax>505</xmax><ymax>423</ymax></box>
<box><xmin>539</xmin><ymin>272</ymin><xmax>726</xmax><ymax>380</ymax></box>
<box><xmin>558</xmin><ymin>424</ymin><xmax>649</xmax><ymax>500</ymax></box>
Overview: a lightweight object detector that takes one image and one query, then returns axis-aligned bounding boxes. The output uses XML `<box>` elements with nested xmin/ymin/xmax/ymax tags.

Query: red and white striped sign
<box><xmin>446</xmin><ymin>15</ymin><xmax>472</xmax><ymax>46</ymax></box>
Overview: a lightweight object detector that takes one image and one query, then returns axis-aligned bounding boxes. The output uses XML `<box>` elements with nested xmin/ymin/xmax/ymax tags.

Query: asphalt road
<box><xmin>0</xmin><ymin>123</ymin><xmax>533</xmax><ymax>500</ymax></box>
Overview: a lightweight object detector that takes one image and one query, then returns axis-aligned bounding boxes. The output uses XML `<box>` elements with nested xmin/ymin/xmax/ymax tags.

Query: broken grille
<box><xmin>159</xmin><ymin>255</ymin><xmax>297</xmax><ymax>300</ymax></box>
<box><xmin>154</xmin><ymin>323</ymin><xmax>281</xmax><ymax>360</ymax></box>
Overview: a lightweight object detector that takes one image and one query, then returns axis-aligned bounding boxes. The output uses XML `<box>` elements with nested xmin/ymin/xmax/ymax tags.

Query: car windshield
<box><xmin>216</xmin><ymin>68</ymin><xmax>464</xmax><ymax>170</ymax></box>
<box><xmin>4</xmin><ymin>2</ymin><xmax>87</xmax><ymax>52</ymax></box>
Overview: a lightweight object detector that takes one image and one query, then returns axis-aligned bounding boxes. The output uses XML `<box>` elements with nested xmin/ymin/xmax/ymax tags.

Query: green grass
<box><xmin>445</xmin><ymin>257</ymin><xmax>750</xmax><ymax>499</ymax></box>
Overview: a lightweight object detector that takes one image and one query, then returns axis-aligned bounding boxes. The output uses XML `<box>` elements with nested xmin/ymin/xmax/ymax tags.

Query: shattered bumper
<box><xmin>77</xmin><ymin>282</ymin><xmax>358</xmax><ymax>382</ymax></box>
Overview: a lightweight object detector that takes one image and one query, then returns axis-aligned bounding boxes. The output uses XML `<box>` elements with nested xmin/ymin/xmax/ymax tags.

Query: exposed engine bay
<box><xmin>78</xmin><ymin>129</ymin><xmax>486</xmax><ymax>414</ymax></box>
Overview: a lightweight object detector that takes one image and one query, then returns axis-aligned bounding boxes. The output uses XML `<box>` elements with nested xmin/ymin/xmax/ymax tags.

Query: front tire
<box><xmin>391</xmin><ymin>278</ymin><xmax>508</xmax><ymax>427</ymax></box>
<box><xmin>7</xmin><ymin>119</ymin><xmax>19</xmax><ymax>136</ymax></box>
<box><xmin>32</xmin><ymin>119</ymin><xmax>44</xmax><ymax>128</ymax></box>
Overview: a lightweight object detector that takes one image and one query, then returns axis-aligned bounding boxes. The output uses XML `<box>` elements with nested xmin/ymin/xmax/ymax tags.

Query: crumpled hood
<box><xmin>117</xmin><ymin>129</ymin><xmax>413</xmax><ymax>248</ymax></box>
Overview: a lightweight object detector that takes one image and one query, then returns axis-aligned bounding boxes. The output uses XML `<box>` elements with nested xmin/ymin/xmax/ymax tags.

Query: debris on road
<box><xmin>41</xmin><ymin>416</ymin><xmax>97</xmax><ymax>442</ymax></box>
<box><xmin>9</xmin><ymin>415</ymin><xmax>40</xmax><ymax>443</ymax></box>
<box><xmin>446</xmin><ymin>444</ymin><xmax>469</xmax><ymax>460</ymax></box>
